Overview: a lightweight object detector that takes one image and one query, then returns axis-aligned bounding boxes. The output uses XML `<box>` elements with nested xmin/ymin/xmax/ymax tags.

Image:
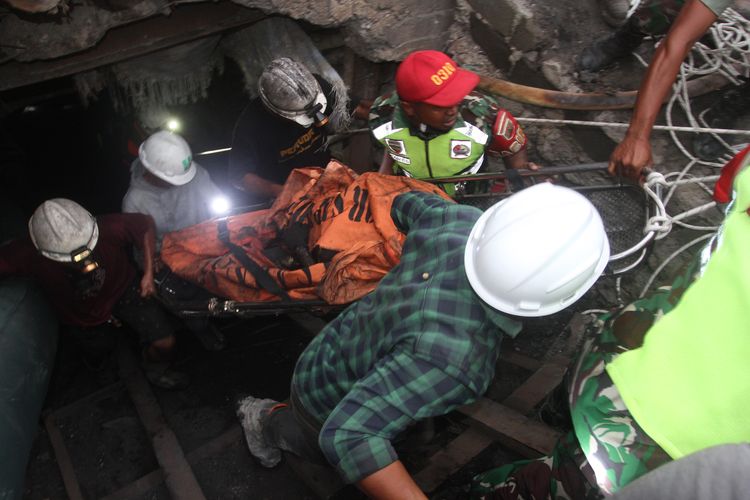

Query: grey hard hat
<box><xmin>258</xmin><ymin>58</ymin><xmax>326</xmax><ymax>127</ymax></box>
<box><xmin>29</xmin><ymin>198</ymin><xmax>99</xmax><ymax>262</ymax></box>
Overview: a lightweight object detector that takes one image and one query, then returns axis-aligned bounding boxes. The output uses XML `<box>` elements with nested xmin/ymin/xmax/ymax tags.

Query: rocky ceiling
<box><xmin>0</xmin><ymin>0</ymin><xmax>454</xmax><ymax>92</ymax></box>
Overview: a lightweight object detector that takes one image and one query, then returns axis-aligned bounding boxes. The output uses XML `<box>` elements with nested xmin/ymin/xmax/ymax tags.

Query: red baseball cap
<box><xmin>395</xmin><ymin>50</ymin><xmax>480</xmax><ymax>107</ymax></box>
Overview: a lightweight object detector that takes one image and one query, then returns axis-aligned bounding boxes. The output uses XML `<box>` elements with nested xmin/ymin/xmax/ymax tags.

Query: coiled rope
<box><xmin>521</xmin><ymin>6</ymin><xmax>749</xmax><ymax>296</ymax></box>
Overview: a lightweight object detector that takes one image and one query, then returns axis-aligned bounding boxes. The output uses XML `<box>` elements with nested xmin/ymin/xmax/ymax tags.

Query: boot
<box><xmin>577</xmin><ymin>17</ymin><xmax>645</xmax><ymax>72</ymax></box>
<box><xmin>236</xmin><ymin>396</ymin><xmax>283</xmax><ymax>467</ymax></box>
<box><xmin>693</xmin><ymin>81</ymin><xmax>750</xmax><ymax>160</ymax></box>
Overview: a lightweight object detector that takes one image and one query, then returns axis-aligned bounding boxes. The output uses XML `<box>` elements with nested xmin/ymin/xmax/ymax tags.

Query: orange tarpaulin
<box><xmin>160</xmin><ymin>161</ymin><xmax>452</xmax><ymax>304</ymax></box>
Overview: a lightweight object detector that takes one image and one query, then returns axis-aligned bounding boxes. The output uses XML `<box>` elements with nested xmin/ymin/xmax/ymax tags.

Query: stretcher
<box><xmin>157</xmin><ymin>162</ymin><xmax>662</xmax><ymax>318</ymax></box>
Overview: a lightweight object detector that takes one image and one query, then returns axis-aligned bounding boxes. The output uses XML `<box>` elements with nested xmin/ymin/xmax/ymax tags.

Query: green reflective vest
<box><xmin>607</xmin><ymin>157</ymin><xmax>750</xmax><ymax>460</ymax></box>
<box><xmin>372</xmin><ymin>117</ymin><xmax>488</xmax><ymax>196</ymax></box>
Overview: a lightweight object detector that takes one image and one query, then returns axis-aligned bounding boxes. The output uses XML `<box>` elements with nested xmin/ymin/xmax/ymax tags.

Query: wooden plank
<box><xmin>50</xmin><ymin>381</ymin><xmax>124</xmax><ymax>419</ymax></box>
<box><xmin>502</xmin><ymin>363</ymin><xmax>568</xmax><ymax>415</ymax></box>
<box><xmin>117</xmin><ymin>342</ymin><xmax>207</xmax><ymax>500</ymax></box>
<box><xmin>0</xmin><ymin>3</ymin><xmax>265</xmax><ymax>91</ymax></box>
<box><xmin>501</xmin><ymin>351</ymin><xmax>542</xmax><ymax>371</ymax></box>
<box><xmin>101</xmin><ymin>469</ymin><xmax>163</xmax><ymax>500</ymax></box>
<box><xmin>413</xmin><ymin>351</ymin><xmax>543</xmax><ymax>492</ymax></box>
<box><xmin>44</xmin><ymin>413</ymin><xmax>85</xmax><ymax>500</ymax></box>
<box><xmin>458</xmin><ymin>398</ymin><xmax>561</xmax><ymax>456</ymax></box>
<box><xmin>502</xmin><ymin>313</ymin><xmax>589</xmax><ymax>413</ymax></box>
<box><xmin>102</xmin><ymin>425</ymin><xmax>244</xmax><ymax>500</ymax></box>
<box><xmin>413</xmin><ymin>426</ymin><xmax>493</xmax><ymax>492</ymax></box>
<box><xmin>414</xmin><ymin>396</ymin><xmax>562</xmax><ymax>494</ymax></box>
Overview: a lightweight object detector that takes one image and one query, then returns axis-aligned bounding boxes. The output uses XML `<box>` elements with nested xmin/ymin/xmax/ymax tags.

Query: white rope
<box><xmin>580</xmin><ymin>308</ymin><xmax>611</xmax><ymax>316</ymax></box>
<box><xmin>514</xmin><ymin>117</ymin><xmax>750</xmax><ymax>136</ymax></box>
<box><xmin>513</xmin><ymin>8</ymin><xmax>748</xmax><ymax>300</ymax></box>
<box><xmin>637</xmin><ymin>233</ymin><xmax>714</xmax><ymax>298</ymax></box>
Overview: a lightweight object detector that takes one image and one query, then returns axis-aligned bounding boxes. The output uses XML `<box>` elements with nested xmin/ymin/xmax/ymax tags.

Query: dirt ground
<box><xmin>18</xmin><ymin>1</ymin><xmax>739</xmax><ymax>498</ymax></box>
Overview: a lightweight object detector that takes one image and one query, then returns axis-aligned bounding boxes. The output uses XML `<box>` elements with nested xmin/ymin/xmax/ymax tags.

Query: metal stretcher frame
<box><xmin>162</xmin><ymin>163</ymin><xmax>661</xmax><ymax>318</ymax></box>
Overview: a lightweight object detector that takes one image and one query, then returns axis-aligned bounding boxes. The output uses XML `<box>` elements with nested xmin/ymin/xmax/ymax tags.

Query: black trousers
<box><xmin>263</xmin><ymin>387</ymin><xmax>328</xmax><ymax>465</ymax></box>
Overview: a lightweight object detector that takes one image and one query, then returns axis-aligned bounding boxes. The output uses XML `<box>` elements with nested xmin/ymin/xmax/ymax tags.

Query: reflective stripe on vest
<box><xmin>373</xmin><ymin>120</ymin><xmax>488</xmax><ymax>181</ymax></box>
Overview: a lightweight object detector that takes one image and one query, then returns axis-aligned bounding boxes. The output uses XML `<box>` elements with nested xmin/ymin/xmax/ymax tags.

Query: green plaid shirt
<box><xmin>292</xmin><ymin>192</ymin><xmax>521</xmax><ymax>483</ymax></box>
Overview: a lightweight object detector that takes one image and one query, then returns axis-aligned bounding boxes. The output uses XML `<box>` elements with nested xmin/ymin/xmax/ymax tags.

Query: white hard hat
<box><xmin>29</xmin><ymin>198</ymin><xmax>99</xmax><ymax>262</ymax></box>
<box><xmin>464</xmin><ymin>183</ymin><xmax>609</xmax><ymax>317</ymax></box>
<box><xmin>258</xmin><ymin>58</ymin><xmax>327</xmax><ymax>127</ymax></box>
<box><xmin>138</xmin><ymin>130</ymin><xmax>196</xmax><ymax>185</ymax></box>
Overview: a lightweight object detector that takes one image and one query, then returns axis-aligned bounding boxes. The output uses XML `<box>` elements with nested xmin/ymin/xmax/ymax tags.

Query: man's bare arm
<box><xmin>609</xmin><ymin>0</ymin><xmax>718</xmax><ymax>180</ymax></box>
<box><xmin>503</xmin><ymin>148</ymin><xmax>532</xmax><ymax>170</ymax></box>
<box><xmin>378</xmin><ymin>152</ymin><xmax>396</xmax><ymax>175</ymax></box>
<box><xmin>238</xmin><ymin>172</ymin><xmax>284</xmax><ymax>200</ymax></box>
<box><xmin>139</xmin><ymin>214</ymin><xmax>157</xmax><ymax>298</ymax></box>
<box><xmin>356</xmin><ymin>460</ymin><xmax>427</xmax><ymax>500</ymax></box>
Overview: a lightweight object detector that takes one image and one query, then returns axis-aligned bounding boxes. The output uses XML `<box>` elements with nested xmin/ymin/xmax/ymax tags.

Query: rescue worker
<box><xmin>123</xmin><ymin>130</ymin><xmax>223</xmax><ymax>250</ymax></box>
<box><xmin>237</xmin><ymin>183</ymin><xmax>610</xmax><ymax>499</ymax></box>
<box><xmin>229</xmin><ymin>58</ymin><xmax>368</xmax><ymax>204</ymax></box>
<box><xmin>122</xmin><ymin>130</ymin><xmax>227</xmax><ymax>350</ymax></box>
<box><xmin>578</xmin><ymin>0</ymin><xmax>733</xmax><ymax>72</ymax></box>
<box><xmin>0</xmin><ymin>199</ymin><xmax>188</xmax><ymax>389</ymax></box>
<box><xmin>469</xmin><ymin>146</ymin><xmax>750</xmax><ymax>499</ymax></box>
<box><xmin>580</xmin><ymin>0</ymin><xmax>747</xmax><ymax>174</ymax></box>
<box><xmin>370</xmin><ymin>50</ymin><xmax>534</xmax><ymax>196</ymax></box>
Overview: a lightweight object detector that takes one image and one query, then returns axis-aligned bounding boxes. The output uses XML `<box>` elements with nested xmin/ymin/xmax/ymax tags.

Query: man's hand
<box><xmin>608</xmin><ymin>134</ymin><xmax>653</xmax><ymax>181</ymax></box>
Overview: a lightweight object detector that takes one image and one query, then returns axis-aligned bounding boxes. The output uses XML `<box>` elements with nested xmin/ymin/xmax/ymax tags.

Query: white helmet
<box><xmin>464</xmin><ymin>183</ymin><xmax>609</xmax><ymax>317</ymax></box>
<box><xmin>138</xmin><ymin>130</ymin><xmax>196</xmax><ymax>185</ymax></box>
<box><xmin>29</xmin><ymin>198</ymin><xmax>99</xmax><ymax>263</ymax></box>
<box><xmin>258</xmin><ymin>58</ymin><xmax>327</xmax><ymax>128</ymax></box>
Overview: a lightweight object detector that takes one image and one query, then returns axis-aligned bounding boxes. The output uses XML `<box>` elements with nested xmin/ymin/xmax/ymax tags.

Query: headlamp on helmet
<box><xmin>71</xmin><ymin>246</ymin><xmax>100</xmax><ymax>274</ymax></box>
<box><xmin>29</xmin><ymin>198</ymin><xmax>100</xmax><ymax>264</ymax></box>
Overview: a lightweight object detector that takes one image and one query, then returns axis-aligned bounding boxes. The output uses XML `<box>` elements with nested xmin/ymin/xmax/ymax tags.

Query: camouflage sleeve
<box><xmin>460</xmin><ymin>91</ymin><xmax>500</xmax><ymax>133</ymax></box>
<box><xmin>368</xmin><ymin>92</ymin><xmax>399</xmax><ymax>133</ymax></box>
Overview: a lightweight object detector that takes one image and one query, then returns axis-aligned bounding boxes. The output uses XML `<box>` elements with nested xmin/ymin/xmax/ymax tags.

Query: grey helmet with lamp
<box><xmin>29</xmin><ymin>198</ymin><xmax>100</xmax><ymax>273</ymax></box>
<box><xmin>257</xmin><ymin>57</ymin><xmax>330</xmax><ymax>129</ymax></box>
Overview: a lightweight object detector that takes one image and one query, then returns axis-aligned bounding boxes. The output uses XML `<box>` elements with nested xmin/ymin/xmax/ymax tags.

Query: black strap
<box><xmin>217</xmin><ymin>219</ymin><xmax>291</xmax><ymax>302</ymax></box>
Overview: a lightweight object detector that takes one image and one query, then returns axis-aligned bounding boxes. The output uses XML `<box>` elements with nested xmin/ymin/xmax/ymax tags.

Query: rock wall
<box><xmin>0</xmin><ymin>0</ymin><xmax>458</xmax><ymax>63</ymax></box>
<box><xmin>233</xmin><ymin>0</ymin><xmax>457</xmax><ymax>61</ymax></box>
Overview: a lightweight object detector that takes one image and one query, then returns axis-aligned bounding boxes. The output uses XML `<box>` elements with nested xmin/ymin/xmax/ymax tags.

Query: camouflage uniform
<box><xmin>469</xmin><ymin>256</ymin><xmax>704</xmax><ymax>499</ymax></box>
<box><xmin>632</xmin><ymin>0</ymin><xmax>686</xmax><ymax>36</ymax></box>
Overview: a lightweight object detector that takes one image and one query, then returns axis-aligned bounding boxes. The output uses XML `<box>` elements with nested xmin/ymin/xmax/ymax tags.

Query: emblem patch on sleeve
<box><xmin>450</xmin><ymin>140</ymin><xmax>472</xmax><ymax>159</ymax></box>
<box><xmin>386</xmin><ymin>139</ymin><xmax>407</xmax><ymax>156</ymax></box>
